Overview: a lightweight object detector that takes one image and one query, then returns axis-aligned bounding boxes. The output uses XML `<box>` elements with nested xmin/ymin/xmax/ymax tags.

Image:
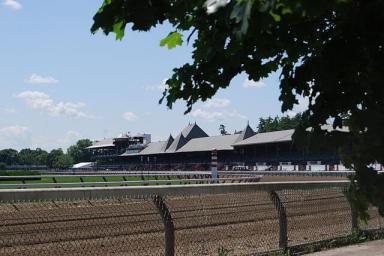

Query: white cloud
<box><xmin>191</xmin><ymin>96</ymin><xmax>246</xmax><ymax>121</ymax></box>
<box><xmin>58</xmin><ymin>131</ymin><xmax>81</xmax><ymax>146</ymax></box>
<box><xmin>0</xmin><ymin>125</ymin><xmax>28</xmax><ymax>137</ymax></box>
<box><xmin>122</xmin><ymin>111</ymin><xmax>137</xmax><ymax>121</ymax></box>
<box><xmin>30</xmin><ymin>130</ymin><xmax>82</xmax><ymax>150</ymax></box>
<box><xmin>190</xmin><ymin>109</ymin><xmax>225</xmax><ymax>121</ymax></box>
<box><xmin>0</xmin><ymin>125</ymin><xmax>30</xmax><ymax>149</ymax></box>
<box><xmin>144</xmin><ymin>79</ymin><xmax>168</xmax><ymax>91</ymax></box>
<box><xmin>243</xmin><ymin>79</ymin><xmax>266</xmax><ymax>89</ymax></box>
<box><xmin>2</xmin><ymin>0</ymin><xmax>22</xmax><ymax>10</ymax></box>
<box><xmin>204</xmin><ymin>98</ymin><xmax>231</xmax><ymax>108</ymax></box>
<box><xmin>25</xmin><ymin>74</ymin><xmax>59</xmax><ymax>85</ymax></box>
<box><xmin>225</xmin><ymin>109</ymin><xmax>247</xmax><ymax>119</ymax></box>
<box><xmin>0</xmin><ymin>126</ymin><xmax>84</xmax><ymax>150</ymax></box>
<box><xmin>16</xmin><ymin>90</ymin><xmax>93</xmax><ymax>119</ymax></box>
<box><xmin>190</xmin><ymin>108</ymin><xmax>247</xmax><ymax>122</ymax></box>
<box><xmin>283</xmin><ymin>97</ymin><xmax>309</xmax><ymax>117</ymax></box>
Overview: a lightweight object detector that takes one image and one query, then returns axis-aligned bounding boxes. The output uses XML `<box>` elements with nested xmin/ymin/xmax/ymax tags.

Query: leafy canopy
<box><xmin>91</xmin><ymin>0</ymin><xmax>384</xmax><ymax>218</ymax></box>
<box><xmin>67</xmin><ymin>139</ymin><xmax>92</xmax><ymax>164</ymax></box>
<box><xmin>257</xmin><ymin>114</ymin><xmax>302</xmax><ymax>133</ymax></box>
<box><xmin>0</xmin><ymin>139</ymin><xmax>92</xmax><ymax>169</ymax></box>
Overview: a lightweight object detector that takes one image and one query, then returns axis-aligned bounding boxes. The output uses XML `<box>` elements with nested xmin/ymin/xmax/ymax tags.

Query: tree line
<box><xmin>257</xmin><ymin>114</ymin><xmax>302</xmax><ymax>133</ymax></box>
<box><xmin>0</xmin><ymin>139</ymin><xmax>92</xmax><ymax>169</ymax></box>
<box><xmin>220</xmin><ymin>114</ymin><xmax>302</xmax><ymax>135</ymax></box>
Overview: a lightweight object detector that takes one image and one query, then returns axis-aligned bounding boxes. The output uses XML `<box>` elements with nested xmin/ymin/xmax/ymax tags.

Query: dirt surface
<box><xmin>0</xmin><ymin>189</ymin><xmax>382</xmax><ymax>256</ymax></box>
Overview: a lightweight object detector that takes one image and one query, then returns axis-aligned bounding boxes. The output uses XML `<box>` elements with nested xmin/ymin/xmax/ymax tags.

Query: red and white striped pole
<box><xmin>211</xmin><ymin>149</ymin><xmax>218</xmax><ymax>183</ymax></box>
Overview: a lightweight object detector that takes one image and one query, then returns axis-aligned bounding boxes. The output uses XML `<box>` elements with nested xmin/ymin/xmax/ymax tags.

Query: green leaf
<box><xmin>113</xmin><ymin>21</ymin><xmax>125</xmax><ymax>40</ymax></box>
<box><xmin>282</xmin><ymin>7</ymin><xmax>293</xmax><ymax>15</ymax></box>
<box><xmin>160</xmin><ymin>32</ymin><xmax>183</xmax><ymax>49</ymax></box>
<box><xmin>269</xmin><ymin>11</ymin><xmax>281</xmax><ymax>22</ymax></box>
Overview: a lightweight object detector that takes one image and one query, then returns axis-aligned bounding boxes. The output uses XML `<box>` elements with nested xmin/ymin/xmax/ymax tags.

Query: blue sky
<box><xmin>0</xmin><ymin>0</ymin><xmax>304</xmax><ymax>150</ymax></box>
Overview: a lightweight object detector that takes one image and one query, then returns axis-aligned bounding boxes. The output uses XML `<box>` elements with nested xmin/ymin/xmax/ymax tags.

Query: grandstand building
<box><xmin>87</xmin><ymin>123</ymin><xmax>340</xmax><ymax>171</ymax></box>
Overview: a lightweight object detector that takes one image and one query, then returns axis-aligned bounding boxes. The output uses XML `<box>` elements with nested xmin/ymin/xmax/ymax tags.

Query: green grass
<box><xmin>0</xmin><ymin>175</ymin><xmax>185</xmax><ymax>187</ymax></box>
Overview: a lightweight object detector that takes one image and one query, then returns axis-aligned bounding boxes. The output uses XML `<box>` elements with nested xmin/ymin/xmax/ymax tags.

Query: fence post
<box><xmin>153</xmin><ymin>195</ymin><xmax>175</xmax><ymax>256</ymax></box>
<box><xmin>344</xmin><ymin>190</ymin><xmax>358</xmax><ymax>232</ymax></box>
<box><xmin>270</xmin><ymin>190</ymin><xmax>288</xmax><ymax>251</ymax></box>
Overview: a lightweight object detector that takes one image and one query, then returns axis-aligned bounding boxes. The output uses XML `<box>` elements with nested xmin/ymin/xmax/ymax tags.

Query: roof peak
<box><xmin>181</xmin><ymin>122</ymin><xmax>208</xmax><ymax>139</ymax></box>
<box><xmin>161</xmin><ymin>134</ymin><xmax>174</xmax><ymax>152</ymax></box>
<box><xmin>235</xmin><ymin>123</ymin><xmax>256</xmax><ymax>142</ymax></box>
<box><xmin>166</xmin><ymin>133</ymin><xmax>187</xmax><ymax>152</ymax></box>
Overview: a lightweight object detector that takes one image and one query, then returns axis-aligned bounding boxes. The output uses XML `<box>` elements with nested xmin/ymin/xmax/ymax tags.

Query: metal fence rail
<box><xmin>38</xmin><ymin>170</ymin><xmax>371</xmax><ymax>176</ymax></box>
<box><xmin>0</xmin><ymin>177</ymin><xmax>262</xmax><ymax>189</ymax></box>
<box><xmin>0</xmin><ymin>181</ymin><xmax>382</xmax><ymax>256</ymax></box>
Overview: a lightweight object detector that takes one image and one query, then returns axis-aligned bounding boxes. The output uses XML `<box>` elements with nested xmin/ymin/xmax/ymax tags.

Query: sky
<box><xmin>0</xmin><ymin>0</ymin><xmax>306</xmax><ymax>151</ymax></box>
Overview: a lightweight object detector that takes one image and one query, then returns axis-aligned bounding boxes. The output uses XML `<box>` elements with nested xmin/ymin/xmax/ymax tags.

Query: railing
<box><xmin>0</xmin><ymin>176</ymin><xmax>261</xmax><ymax>189</ymax></box>
<box><xmin>219</xmin><ymin>170</ymin><xmax>357</xmax><ymax>177</ymax></box>
<box><xmin>38</xmin><ymin>169</ymin><xmax>360</xmax><ymax>176</ymax></box>
<box><xmin>0</xmin><ymin>181</ymin><xmax>383</xmax><ymax>255</ymax></box>
<box><xmin>0</xmin><ymin>170</ymin><xmax>357</xmax><ymax>189</ymax></box>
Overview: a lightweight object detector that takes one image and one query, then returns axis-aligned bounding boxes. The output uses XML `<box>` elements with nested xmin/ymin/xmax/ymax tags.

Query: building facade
<box><xmin>87</xmin><ymin>123</ymin><xmax>340</xmax><ymax>171</ymax></box>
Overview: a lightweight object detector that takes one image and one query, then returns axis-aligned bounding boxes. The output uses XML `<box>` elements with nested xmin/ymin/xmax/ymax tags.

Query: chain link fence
<box><xmin>0</xmin><ymin>182</ymin><xmax>382</xmax><ymax>255</ymax></box>
<box><xmin>0</xmin><ymin>198</ymin><xmax>164</xmax><ymax>256</ymax></box>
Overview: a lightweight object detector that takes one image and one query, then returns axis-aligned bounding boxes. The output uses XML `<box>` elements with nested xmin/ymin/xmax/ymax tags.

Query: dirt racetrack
<box><xmin>0</xmin><ymin>187</ymin><xmax>382</xmax><ymax>256</ymax></box>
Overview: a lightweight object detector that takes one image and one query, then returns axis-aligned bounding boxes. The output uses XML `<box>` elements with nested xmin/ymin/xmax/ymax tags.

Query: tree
<box><xmin>54</xmin><ymin>154</ymin><xmax>73</xmax><ymax>169</ymax></box>
<box><xmin>45</xmin><ymin>149</ymin><xmax>73</xmax><ymax>169</ymax></box>
<box><xmin>67</xmin><ymin>139</ymin><xmax>92</xmax><ymax>163</ymax></box>
<box><xmin>219</xmin><ymin>124</ymin><xmax>229</xmax><ymax>135</ymax></box>
<box><xmin>18</xmin><ymin>148</ymin><xmax>49</xmax><ymax>166</ymax></box>
<box><xmin>257</xmin><ymin>114</ymin><xmax>302</xmax><ymax>133</ymax></box>
<box><xmin>0</xmin><ymin>162</ymin><xmax>6</xmax><ymax>170</ymax></box>
<box><xmin>91</xmin><ymin>0</ymin><xmax>384</xmax><ymax>218</ymax></box>
<box><xmin>0</xmin><ymin>149</ymin><xmax>18</xmax><ymax>166</ymax></box>
<box><xmin>18</xmin><ymin>149</ymin><xmax>36</xmax><ymax>166</ymax></box>
<box><xmin>34</xmin><ymin>148</ymin><xmax>49</xmax><ymax>165</ymax></box>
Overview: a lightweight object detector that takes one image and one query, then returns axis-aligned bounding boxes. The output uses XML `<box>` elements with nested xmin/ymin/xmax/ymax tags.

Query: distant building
<box><xmin>87</xmin><ymin>133</ymin><xmax>151</xmax><ymax>159</ymax></box>
<box><xmin>87</xmin><ymin>123</ymin><xmax>340</xmax><ymax>171</ymax></box>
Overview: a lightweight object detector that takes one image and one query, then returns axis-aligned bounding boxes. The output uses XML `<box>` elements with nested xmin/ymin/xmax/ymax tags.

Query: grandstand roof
<box><xmin>89</xmin><ymin>122</ymin><xmax>350</xmax><ymax>160</ymax></box>
<box><xmin>233</xmin><ymin>129</ymin><xmax>294</xmax><ymax>146</ymax></box>
<box><xmin>86</xmin><ymin>138</ymin><xmax>115</xmax><ymax>149</ymax></box>
<box><xmin>235</xmin><ymin>123</ymin><xmax>256</xmax><ymax>142</ymax></box>
<box><xmin>160</xmin><ymin>135</ymin><xmax>174</xmax><ymax>152</ymax></box>
<box><xmin>166</xmin><ymin>123</ymin><xmax>208</xmax><ymax>153</ymax></box>
<box><xmin>177</xmin><ymin>134</ymin><xmax>239</xmax><ymax>152</ymax></box>
<box><xmin>125</xmin><ymin>125</ymin><xmax>348</xmax><ymax>155</ymax></box>
<box><xmin>126</xmin><ymin>124</ymin><xmax>264</xmax><ymax>155</ymax></box>
<box><xmin>165</xmin><ymin>133</ymin><xmax>188</xmax><ymax>153</ymax></box>
<box><xmin>136</xmin><ymin>141</ymin><xmax>168</xmax><ymax>155</ymax></box>
<box><xmin>181</xmin><ymin>122</ymin><xmax>209</xmax><ymax>140</ymax></box>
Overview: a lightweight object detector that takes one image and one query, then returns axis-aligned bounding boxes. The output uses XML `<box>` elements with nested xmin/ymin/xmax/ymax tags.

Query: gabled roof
<box><xmin>181</xmin><ymin>123</ymin><xmax>209</xmax><ymax>140</ymax></box>
<box><xmin>86</xmin><ymin>138</ymin><xmax>115</xmax><ymax>149</ymax></box>
<box><xmin>233</xmin><ymin>129</ymin><xmax>294</xmax><ymax>147</ymax></box>
<box><xmin>177</xmin><ymin>134</ymin><xmax>239</xmax><ymax>152</ymax></box>
<box><xmin>166</xmin><ymin>133</ymin><xmax>188</xmax><ymax>153</ymax></box>
<box><xmin>235</xmin><ymin>123</ymin><xmax>256</xmax><ymax>143</ymax></box>
<box><xmin>166</xmin><ymin>123</ymin><xmax>208</xmax><ymax>153</ymax></box>
<box><xmin>160</xmin><ymin>135</ymin><xmax>174</xmax><ymax>152</ymax></box>
<box><xmin>118</xmin><ymin>125</ymin><xmax>298</xmax><ymax>156</ymax></box>
<box><xmin>137</xmin><ymin>141</ymin><xmax>167</xmax><ymax>155</ymax></box>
